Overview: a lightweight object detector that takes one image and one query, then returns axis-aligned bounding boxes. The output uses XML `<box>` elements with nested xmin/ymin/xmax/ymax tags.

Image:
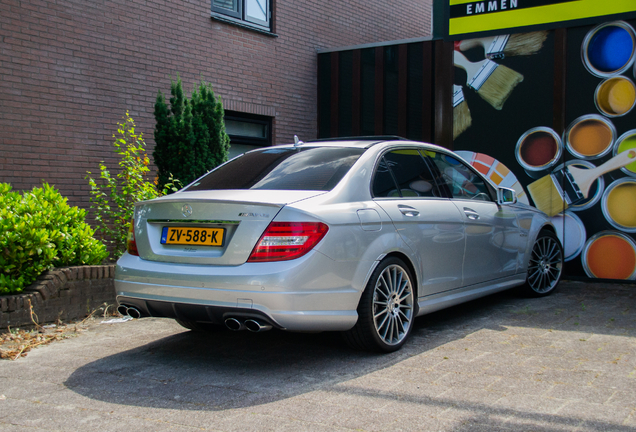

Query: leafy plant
<box><xmin>87</xmin><ymin>112</ymin><xmax>168</xmax><ymax>259</ymax></box>
<box><xmin>0</xmin><ymin>183</ymin><xmax>108</xmax><ymax>294</ymax></box>
<box><xmin>153</xmin><ymin>76</ymin><xmax>230</xmax><ymax>191</ymax></box>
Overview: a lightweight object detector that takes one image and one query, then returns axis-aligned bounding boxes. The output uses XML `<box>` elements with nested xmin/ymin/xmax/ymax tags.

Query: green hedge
<box><xmin>0</xmin><ymin>183</ymin><xmax>108</xmax><ymax>294</ymax></box>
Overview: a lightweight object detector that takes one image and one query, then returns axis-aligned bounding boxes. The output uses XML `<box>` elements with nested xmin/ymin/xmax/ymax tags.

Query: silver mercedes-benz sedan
<box><xmin>115</xmin><ymin>137</ymin><xmax>563</xmax><ymax>352</ymax></box>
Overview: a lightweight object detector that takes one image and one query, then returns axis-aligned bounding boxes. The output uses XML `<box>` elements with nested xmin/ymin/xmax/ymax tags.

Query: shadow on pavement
<box><xmin>65</xmin><ymin>281</ymin><xmax>635</xmax><ymax>430</ymax></box>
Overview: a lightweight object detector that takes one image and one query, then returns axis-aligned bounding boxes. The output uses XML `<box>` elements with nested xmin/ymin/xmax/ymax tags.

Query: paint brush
<box><xmin>453</xmin><ymin>85</ymin><xmax>472</xmax><ymax>139</ymax></box>
<box><xmin>528</xmin><ymin>149</ymin><xmax>636</xmax><ymax>216</ymax></box>
<box><xmin>453</xmin><ymin>50</ymin><xmax>523</xmax><ymax>110</ymax></box>
<box><xmin>458</xmin><ymin>31</ymin><xmax>549</xmax><ymax>59</ymax></box>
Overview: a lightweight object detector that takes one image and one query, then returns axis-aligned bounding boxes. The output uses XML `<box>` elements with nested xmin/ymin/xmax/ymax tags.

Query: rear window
<box><xmin>185</xmin><ymin>147</ymin><xmax>365</xmax><ymax>191</ymax></box>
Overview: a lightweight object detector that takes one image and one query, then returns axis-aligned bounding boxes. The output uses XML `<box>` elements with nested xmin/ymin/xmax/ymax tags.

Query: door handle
<box><xmin>398</xmin><ymin>204</ymin><xmax>420</xmax><ymax>217</ymax></box>
<box><xmin>463</xmin><ymin>207</ymin><xmax>479</xmax><ymax>220</ymax></box>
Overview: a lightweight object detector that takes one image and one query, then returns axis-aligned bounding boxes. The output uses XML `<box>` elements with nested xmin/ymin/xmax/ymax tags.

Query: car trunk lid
<box><xmin>132</xmin><ymin>190</ymin><xmax>325</xmax><ymax>265</ymax></box>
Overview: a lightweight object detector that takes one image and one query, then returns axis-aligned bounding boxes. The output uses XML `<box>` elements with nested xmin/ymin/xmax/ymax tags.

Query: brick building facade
<box><xmin>0</xmin><ymin>0</ymin><xmax>432</xmax><ymax>210</ymax></box>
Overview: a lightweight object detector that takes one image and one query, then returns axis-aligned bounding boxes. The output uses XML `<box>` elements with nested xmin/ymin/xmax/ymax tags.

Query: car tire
<box><xmin>175</xmin><ymin>319</ymin><xmax>224</xmax><ymax>332</ymax></box>
<box><xmin>343</xmin><ymin>257</ymin><xmax>415</xmax><ymax>352</ymax></box>
<box><xmin>521</xmin><ymin>230</ymin><xmax>563</xmax><ymax>297</ymax></box>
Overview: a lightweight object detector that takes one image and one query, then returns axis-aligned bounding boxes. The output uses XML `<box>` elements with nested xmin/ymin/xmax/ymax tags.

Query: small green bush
<box><xmin>87</xmin><ymin>112</ymin><xmax>173</xmax><ymax>259</ymax></box>
<box><xmin>0</xmin><ymin>183</ymin><xmax>108</xmax><ymax>294</ymax></box>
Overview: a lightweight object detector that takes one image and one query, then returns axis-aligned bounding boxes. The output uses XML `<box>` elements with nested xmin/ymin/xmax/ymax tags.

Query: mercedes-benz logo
<box><xmin>181</xmin><ymin>204</ymin><xmax>193</xmax><ymax>218</ymax></box>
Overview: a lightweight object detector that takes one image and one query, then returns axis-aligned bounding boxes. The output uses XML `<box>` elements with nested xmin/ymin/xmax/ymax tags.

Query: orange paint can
<box><xmin>582</xmin><ymin>231</ymin><xmax>636</xmax><ymax>280</ymax></box>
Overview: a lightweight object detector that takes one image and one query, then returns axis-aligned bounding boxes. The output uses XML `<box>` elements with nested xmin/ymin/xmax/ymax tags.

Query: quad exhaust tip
<box><xmin>224</xmin><ymin>317</ymin><xmax>245</xmax><ymax>331</ymax></box>
<box><xmin>244</xmin><ymin>319</ymin><xmax>272</xmax><ymax>332</ymax></box>
<box><xmin>224</xmin><ymin>317</ymin><xmax>272</xmax><ymax>332</ymax></box>
<box><xmin>117</xmin><ymin>305</ymin><xmax>141</xmax><ymax>319</ymax></box>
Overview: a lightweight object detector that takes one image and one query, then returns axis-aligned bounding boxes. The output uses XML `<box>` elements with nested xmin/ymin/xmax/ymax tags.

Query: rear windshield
<box><xmin>185</xmin><ymin>147</ymin><xmax>365</xmax><ymax>191</ymax></box>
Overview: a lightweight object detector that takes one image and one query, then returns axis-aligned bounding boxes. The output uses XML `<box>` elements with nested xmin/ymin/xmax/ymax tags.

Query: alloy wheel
<box><xmin>527</xmin><ymin>234</ymin><xmax>563</xmax><ymax>294</ymax></box>
<box><xmin>372</xmin><ymin>264</ymin><xmax>414</xmax><ymax>346</ymax></box>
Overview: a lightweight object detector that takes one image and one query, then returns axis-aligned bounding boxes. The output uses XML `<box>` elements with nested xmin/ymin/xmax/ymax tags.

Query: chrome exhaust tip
<box><xmin>126</xmin><ymin>307</ymin><xmax>141</xmax><ymax>319</ymax></box>
<box><xmin>244</xmin><ymin>319</ymin><xmax>272</xmax><ymax>332</ymax></box>
<box><xmin>117</xmin><ymin>305</ymin><xmax>129</xmax><ymax>316</ymax></box>
<box><xmin>225</xmin><ymin>317</ymin><xmax>245</xmax><ymax>331</ymax></box>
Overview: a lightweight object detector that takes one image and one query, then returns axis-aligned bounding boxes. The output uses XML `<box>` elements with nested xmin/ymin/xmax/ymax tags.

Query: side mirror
<box><xmin>497</xmin><ymin>187</ymin><xmax>517</xmax><ymax>206</ymax></box>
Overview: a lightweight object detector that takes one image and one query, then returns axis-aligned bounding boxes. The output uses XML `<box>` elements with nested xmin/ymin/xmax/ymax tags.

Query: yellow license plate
<box><xmin>161</xmin><ymin>227</ymin><xmax>225</xmax><ymax>246</ymax></box>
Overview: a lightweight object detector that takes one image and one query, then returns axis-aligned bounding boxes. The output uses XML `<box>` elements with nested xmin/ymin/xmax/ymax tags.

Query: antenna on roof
<box><xmin>294</xmin><ymin>135</ymin><xmax>304</xmax><ymax>147</ymax></box>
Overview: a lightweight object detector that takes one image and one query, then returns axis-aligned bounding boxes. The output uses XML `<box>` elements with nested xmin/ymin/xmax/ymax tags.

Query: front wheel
<box><xmin>343</xmin><ymin>257</ymin><xmax>415</xmax><ymax>352</ymax></box>
<box><xmin>522</xmin><ymin>230</ymin><xmax>563</xmax><ymax>297</ymax></box>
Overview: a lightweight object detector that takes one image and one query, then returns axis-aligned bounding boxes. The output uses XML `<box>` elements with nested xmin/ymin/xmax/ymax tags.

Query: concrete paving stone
<box><xmin>482</xmin><ymin>362</ymin><xmax>544</xmax><ymax>380</ymax></box>
<box><xmin>428</xmin><ymin>346</ymin><xmax>489</xmax><ymax>362</ymax></box>
<box><xmin>577</xmin><ymin>419</ymin><xmax>636</xmax><ymax>432</ymax></box>
<box><xmin>314</xmin><ymin>384</ymin><xmax>396</xmax><ymax>411</ymax></box>
<box><xmin>397</xmin><ymin>354</ymin><xmax>447</xmax><ymax>370</ymax></box>
<box><xmin>437</xmin><ymin>406</ymin><xmax>511</xmax><ymax>430</ymax></box>
<box><xmin>504</xmin><ymin>414</ymin><xmax>584</xmax><ymax>431</ymax></box>
<box><xmin>487</xmin><ymin>376</ymin><xmax>555</xmax><ymax>396</ymax></box>
<box><xmin>533</xmin><ymin>369</ymin><xmax>599</xmax><ymax>386</ymax></box>
<box><xmin>327</xmin><ymin>406</ymin><xmax>415</xmax><ymax>432</ymax></box>
<box><xmin>389</xmin><ymin>380</ymin><xmax>453</xmax><ymax>400</ymax></box>
<box><xmin>438</xmin><ymin>387</ymin><xmax>505</xmax><ymax>406</ymax></box>
<box><xmin>521</xmin><ymin>355</ymin><xmax>582</xmax><ymax>371</ymax></box>
<box><xmin>589</xmin><ymin>373</ymin><xmax>636</xmax><ymax>391</ymax></box>
<box><xmin>432</xmin><ymin>358</ymin><xmax>494</xmax><ymax>375</ymax></box>
<box><xmin>606</xmin><ymin>389</ymin><xmax>636</xmax><ymax>408</ymax></box>
<box><xmin>494</xmin><ymin>394</ymin><xmax>569</xmax><ymax>415</ymax></box>
<box><xmin>265</xmin><ymin>397</ymin><xmax>345</xmax><ymax>424</ymax></box>
<box><xmin>191</xmin><ymin>412</ymin><xmax>299</xmax><ymax>432</ymax></box>
<box><xmin>544</xmin><ymin>383</ymin><xmax>616</xmax><ymax>404</ymax></box>
<box><xmin>515</xmin><ymin>346</ymin><xmax>574</xmax><ymax>358</ymax></box>
<box><xmin>472</xmin><ymin>340</ymin><xmax>526</xmax><ymax>354</ymax></box>
<box><xmin>376</xmin><ymin>365</ymin><xmax>448</xmax><ymax>385</ymax></box>
<box><xmin>433</xmin><ymin>371</ymin><xmax>501</xmax><ymax>390</ymax></box>
<box><xmin>556</xmin><ymin>400</ymin><xmax>634</xmax><ymax>424</ymax></box>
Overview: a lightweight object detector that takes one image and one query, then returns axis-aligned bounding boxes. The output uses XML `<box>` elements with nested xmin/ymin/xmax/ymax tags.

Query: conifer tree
<box><xmin>153</xmin><ymin>77</ymin><xmax>230</xmax><ymax>192</ymax></box>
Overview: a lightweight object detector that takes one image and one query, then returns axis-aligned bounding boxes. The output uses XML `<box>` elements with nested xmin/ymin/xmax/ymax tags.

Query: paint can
<box><xmin>613</xmin><ymin>129</ymin><xmax>636</xmax><ymax>177</ymax></box>
<box><xmin>601</xmin><ymin>177</ymin><xmax>636</xmax><ymax>233</ymax></box>
<box><xmin>582</xmin><ymin>21</ymin><xmax>636</xmax><ymax>78</ymax></box>
<box><xmin>581</xmin><ymin>231</ymin><xmax>636</xmax><ymax>280</ymax></box>
<box><xmin>594</xmin><ymin>76</ymin><xmax>636</xmax><ymax>117</ymax></box>
<box><xmin>515</xmin><ymin>127</ymin><xmax>563</xmax><ymax>179</ymax></box>
<box><xmin>549</xmin><ymin>211</ymin><xmax>586</xmax><ymax>262</ymax></box>
<box><xmin>551</xmin><ymin>160</ymin><xmax>604</xmax><ymax>211</ymax></box>
<box><xmin>564</xmin><ymin>114</ymin><xmax>616</xmax><ymax>160</ymax></box>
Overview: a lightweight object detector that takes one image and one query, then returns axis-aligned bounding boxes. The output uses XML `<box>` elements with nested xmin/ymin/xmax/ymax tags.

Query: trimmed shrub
<box><xmin>153</xmin><ymin>76</ymin><xmax>230</xmax><ymax>191</ymax></box>
<box><xmin>0</xmin><ymin>183</ymin><xmax>108</xmax><ymax>294</ymax></box>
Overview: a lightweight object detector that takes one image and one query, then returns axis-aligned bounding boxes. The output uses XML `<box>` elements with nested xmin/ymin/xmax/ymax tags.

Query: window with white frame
<box><xmin>212</xmin><ymin>0</ymin><xmax>270</xmax><ymax>31</ymax></box>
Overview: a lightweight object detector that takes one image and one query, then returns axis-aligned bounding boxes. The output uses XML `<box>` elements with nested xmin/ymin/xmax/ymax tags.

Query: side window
<box><xmin>372</xmin><ymin>149</ymin><xmax>439</xmax><ymax>198</ymax></box>
<box><xmin>426</xmin><ymin>151</ymin><xmax>494</xmax><ymax>201</ymax></box>
<box><xmin>372</xmin><ymin>157</ymin><xmax>399</xmax><ymax>197</ymax></box>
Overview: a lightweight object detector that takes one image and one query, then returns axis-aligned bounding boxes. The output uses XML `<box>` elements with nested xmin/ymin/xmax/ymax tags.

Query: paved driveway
<box><xmin>1</xmin><ymin>281</ymin><xmax>635</xmax><ymax>431</ymax></box>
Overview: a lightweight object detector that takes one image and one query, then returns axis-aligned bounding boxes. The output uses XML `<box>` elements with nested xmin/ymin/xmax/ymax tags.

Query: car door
<box><xmin>372</xmin><ymin>148</ymin><xmax>466</xmax><ymax>295</ymax></box>
<box><xmin>426</xmin><ymin>151</ymin><xmax>523</xmax><ymax>286</ymax></box>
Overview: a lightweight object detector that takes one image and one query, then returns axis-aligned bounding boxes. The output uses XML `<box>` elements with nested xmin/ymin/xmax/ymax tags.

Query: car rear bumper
<box><xmin>115</xmin><ymin>252</ymin><xmax>362</xmax><ymax>331</ymax></box>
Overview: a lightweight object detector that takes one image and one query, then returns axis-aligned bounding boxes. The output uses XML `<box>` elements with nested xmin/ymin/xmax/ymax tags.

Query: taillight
<box><xmin>126</xmin><ymin>218</ymin><xmax>139</xmax><ymax>256</ymax></box>
<box><xmin>247</xmin><ymin>222</ymin><xmax>329</xmax><ymax>262</ymax></box>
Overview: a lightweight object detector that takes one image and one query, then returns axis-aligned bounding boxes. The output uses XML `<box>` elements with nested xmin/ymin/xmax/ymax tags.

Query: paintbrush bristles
<box><xmin>505</xmin><ymin>31</ymin><xmax>548</xmax><ymax>56</ymax></box>
<box><xmin>478</xmin><ymin>65</ymin><xmax>523</xmax><ymax>110</ymax></box>
<box><xmin>528</xmin><ymin>175</ymin><xmax>567</xmax><ymax>217</ymax></box>
<box><xmin>453</xmin><ymin>100</ymin><xmax>472</xmax><ymax>139</ymax></box>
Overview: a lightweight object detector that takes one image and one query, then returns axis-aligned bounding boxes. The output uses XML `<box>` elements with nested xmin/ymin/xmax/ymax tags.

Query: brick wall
<box><xmin>0</xmin><ymin>265</ymin><xmax>116</xmax><ymax>328</ymax></box>
<box><xmin>0</xmin><ymin>0</ymin><xmax>433</xmax><ymax>211</ymax></box>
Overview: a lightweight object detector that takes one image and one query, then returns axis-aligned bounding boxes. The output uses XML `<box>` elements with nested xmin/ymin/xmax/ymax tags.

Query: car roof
<box><xmin>270</xmin><ymin>136</ymin><xmax>451</xmax><ymax>152</ymax></box>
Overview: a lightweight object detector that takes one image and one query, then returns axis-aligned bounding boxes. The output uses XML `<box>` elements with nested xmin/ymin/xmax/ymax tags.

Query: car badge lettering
<box><xmin>182</xmin><ymin>204</ymin><xmax>193</xmax><ymax>218</ymax></box>
<box><xmin>239</xmin><ymin>212</ymin><xmax>270</xmax><ymax>218</ymax></box>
